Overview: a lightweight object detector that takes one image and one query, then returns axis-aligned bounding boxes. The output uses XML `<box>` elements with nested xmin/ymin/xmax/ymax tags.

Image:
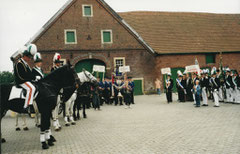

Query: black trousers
<box><xmin>131</xmin><ymin>91</ymin><xmax>134</xmax><ymax>104</ymax></box>
<box><xmin>178</xmin><ymin>90</ymin><xmax>185</xmax><ymax>102</ymax></box>
<box><xmin>166</xmin><ymin>90</ymin><xmax>172</xmax><ymax>103</ymax></box>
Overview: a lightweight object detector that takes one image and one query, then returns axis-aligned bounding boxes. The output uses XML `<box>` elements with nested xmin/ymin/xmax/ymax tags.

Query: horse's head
<box><xmin>77</xmin><ymin>69</ymin><xmax>98</xmax><ymax>86</ymax></box>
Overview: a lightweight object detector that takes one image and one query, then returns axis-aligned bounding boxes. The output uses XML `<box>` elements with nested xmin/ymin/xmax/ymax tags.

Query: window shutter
<box><xmin>206</xmin><ymin>54</ymin><xmax>215</xmax><ymax>64</ymax></box>
<box><xmin>67</xmin><ymin>32</ymin><xmax>75</xmax><ymax>43</ymax></box>
<box><xmin>103</xmin><ymin>32</ymin><xmax>111</xmax><ymax>43</ymax></box>
<box><xmin>84</xmin><ymin>6</ymin><xmax>92</xmax><ymax>16</ymax></box>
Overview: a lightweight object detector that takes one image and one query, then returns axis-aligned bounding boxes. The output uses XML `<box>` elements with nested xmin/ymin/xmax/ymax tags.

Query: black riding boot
<box><xmin>41</xmin><ymin>142</ymin><xmax>49</xmax><ymax>149</ymax></box>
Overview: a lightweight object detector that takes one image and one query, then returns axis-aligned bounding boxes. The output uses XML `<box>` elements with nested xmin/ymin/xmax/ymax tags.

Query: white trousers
<box><xmin>232</xmin><ymin>87</ymin><xmax>238</xmax><ymax>103</ymax></box>
<box><xmin>226</xmin><ymin>88</ymin><xmax>233</xmax><ymax>103</ymax></box>
<box><xmin>20</xmin><ymin>82</ymin><xmax>36</xmax><ymax>108</ymax></box>
<box><xmin>202</xmin><ymin>88</ymin><xmax>208</xmax><ymax>105</ymax></box>
<box><xmin>218</xmin><ymin>87</ymin><xmax>224</xmax><ymax>101</ymax></box>
<box><xmin>213</xmin><ymin>90</ymin><xmax>219</xmax><ymax>106</ymax></box>
<box><xmin>235</xmin><ymin>88</ymin><xmax>240</xmax><ymax>103</ymax></box>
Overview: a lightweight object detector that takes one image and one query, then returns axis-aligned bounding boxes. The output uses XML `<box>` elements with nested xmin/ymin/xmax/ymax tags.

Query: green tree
<box><xmin>0</xmin><ymin>71</ymin><xmax>14</xmax><ymax>84</ymax></box>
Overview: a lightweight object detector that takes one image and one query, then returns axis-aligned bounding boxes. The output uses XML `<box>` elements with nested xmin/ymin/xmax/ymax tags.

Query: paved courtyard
<box><xmin>1</xmin><ymin>94</ymin><xmax>240</xmax><ymax>154</ymax></box>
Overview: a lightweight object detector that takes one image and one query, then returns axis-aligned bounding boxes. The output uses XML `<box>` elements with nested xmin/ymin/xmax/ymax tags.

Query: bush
<box><xmin>0</xmin><ymin>71</ymin><xmax>14</xmax><ymax>84</ymax></box>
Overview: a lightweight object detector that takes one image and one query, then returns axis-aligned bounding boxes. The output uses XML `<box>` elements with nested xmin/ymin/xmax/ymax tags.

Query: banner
<box><xmin>185</xmin><ymin>65</ymin><xmax>200</xmax><ymax>73</ymax></box>
<box><xmin>161</xmin><ymin>67</ymin><xmax>171</xmax><ymax>74</ymax></box>
<box><xmin>119</xmin><ymin>66</ymin><xmax>130</xmax><ymax>73</ymax></box>
<box><xmin>93</xmin><ymin>65</ymin><xmax>105</xmax><ymax>72</ymax></box>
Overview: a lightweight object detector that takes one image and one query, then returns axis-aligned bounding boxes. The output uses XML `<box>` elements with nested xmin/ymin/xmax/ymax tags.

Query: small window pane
<box><xmin>103</xmin><ymin>32</ymin><xmax>111</xmax><ymax>43</ymax></box>
<box><xmin>115</xmin><ymin>59</ymin><xmax>123</xmax><ymax>67</ymax></box>
<box><xmin>84</xmin><ymin>6</ymin><xmax>92</xmax><ymax>16</ymax></box>
<box><xmin>206</xmin><ymin>54</ymin><xmax>215</xmax><ymax>64</ymax></box>
<box><xmin>67</xmin><ymin>32</ymin><xmax>75</xmax><ymax>42</ymax></box>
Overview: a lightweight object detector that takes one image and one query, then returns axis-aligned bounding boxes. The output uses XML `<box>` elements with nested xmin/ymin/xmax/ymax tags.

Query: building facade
<box><xmin>28</xmin><ymin>0</ymin><xmax>240</xmax><ymax>94</ymax></box>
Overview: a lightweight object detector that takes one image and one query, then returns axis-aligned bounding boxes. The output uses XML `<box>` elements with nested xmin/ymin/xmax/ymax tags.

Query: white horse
<box><xmin>52</xmin><ymin>70</ymin><xmax>97</xmax><ymax>131</ymax></box>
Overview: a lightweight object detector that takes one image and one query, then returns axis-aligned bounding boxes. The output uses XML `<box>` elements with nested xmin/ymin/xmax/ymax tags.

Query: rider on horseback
<box><xmin>51</xmin><ymin>53</ymin><xmax>62</xmax><ymax>71</ymax></box>
<box><xmin>13</xmin><ymin>44</ymin><xmax>38</xmax><ymax>113</ymax></box>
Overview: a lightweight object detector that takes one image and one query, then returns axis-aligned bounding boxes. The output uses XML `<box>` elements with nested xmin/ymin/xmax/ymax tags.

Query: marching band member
<box><xmin>216</xmin><ymin>69</ymin><xmax>224</xmax><ymax>102</ymax></box>
<box><xmin>113</xmin><ymin>78</ymin><xmax>124</xmax><ymax>106</ymax></box>
<box><xmin>210</xmin><ymin>71</ymin><xmax>220</xmax><ymax>107</ymax></box>
<box><xmin>14</xmin><ymin>44</ymin><xmax>37</xmax><ymax>113</ymax></box>
<box><xmin>192</xmin><ymin>72</ymin><xmax>199</xmax><ymax>105</ymax></box>
<box><xmin>200</xmin><ymin>70</ymin><xmax>208</xmax><ymax>106</ymax></box>
<box><xmin>165</xmin><ymin>73</ymin><xmax>173</xmax><ymax>103</ymax></box>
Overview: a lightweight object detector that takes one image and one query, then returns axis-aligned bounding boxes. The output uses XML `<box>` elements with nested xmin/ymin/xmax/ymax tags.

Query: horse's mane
<box><xmin>40</xmin><ymin>65</ymin><xmax>69</xmax><ymax>83</ymax></box>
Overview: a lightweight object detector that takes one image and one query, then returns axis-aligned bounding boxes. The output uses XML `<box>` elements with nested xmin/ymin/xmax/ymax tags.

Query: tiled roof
<box><xmin>119</xmin><ymin>11</ymin><xmax>240</xmax><ymax>54</ymax></box>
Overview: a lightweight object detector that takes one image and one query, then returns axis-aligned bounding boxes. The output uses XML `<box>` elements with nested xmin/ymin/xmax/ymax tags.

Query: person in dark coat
<box><xmin>165</xmin><ymin>73</ymin><xmax>173</xmax><ymax>103</ymax></box>
<box><xmin>32</xmin><ymin>52</ymin><xmax>44</xmax><ymax>80</ymax></box>
<box><xmin>186</xmin><ymin>73</ymin><xmax>194</xmax><ymax>101</ymax></box>
<box><xmin>13</xmin><ymin>44</ymin><xmax>38</xmax><ymax>112</ymax></box>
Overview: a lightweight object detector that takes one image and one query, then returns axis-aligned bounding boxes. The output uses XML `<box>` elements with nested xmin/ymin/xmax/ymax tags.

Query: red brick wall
<box><xmin>38</xmin><ymin>49</ymin><xmax>156</xmax><ymax>91</ymax></box>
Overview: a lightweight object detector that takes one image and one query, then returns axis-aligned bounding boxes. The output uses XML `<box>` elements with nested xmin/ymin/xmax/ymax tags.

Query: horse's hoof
<box><xmin>83</xmin><ymin>115</ymin><xmax>87</xmax><ymax>118</ymax></box>
<box><xmin>47</xmin><ymin>139</ymin><xmax>54</xmax><ymax>146</ymax></box>
<box><xmin>16</xmin><ymin>127</ymin><xmax>21</xmax><ymax>131</ymax></box>
<box><xmin>41</xmin><ymin>142</ymin><xmax>49</xmax><ymax>149</ymax></box>
<box><xmin>23</xmin><ymin>127</ymin><xmax>29</xmax><ymax>131</ymax></box>
<box><xmin>50</xmin><ymin>135</ymin><xmax>56</xmax><ymax>142</ymax></box>
<box><xmin>65</xmin><ymin>123</ymin><xmax>70</xmax><ymax>127</ymax></box>
<box><xmin>35</xmin><ymin>124</ymin><xmax>41</xmax><ymax>128</ymax></box>
<box><xmin>1</xmin><ymin>138</ymin><xmax>6</xmax><ymax>143</ymax></box>
<box><xmin>54</xmin><ymin>128</ymin><xmax>60</xmax><ymax>132</ymax></box>
<box><xmin>71</xmin><ymin>122</ymin><xmax>76</xmax><ymax>125</ymax></box>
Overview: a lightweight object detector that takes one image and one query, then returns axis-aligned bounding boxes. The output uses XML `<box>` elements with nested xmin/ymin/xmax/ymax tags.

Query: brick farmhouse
<box><xmin>27</xmin><ymin>0</ymin><xmax>240</xmax><ymax>94</ymax></box>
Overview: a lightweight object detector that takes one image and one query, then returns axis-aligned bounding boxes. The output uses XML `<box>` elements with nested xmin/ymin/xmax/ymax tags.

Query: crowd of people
<box><xmin>164</xmin><ymin>68</ymin><xmax>240</xmax><ymax>107</ymax></box>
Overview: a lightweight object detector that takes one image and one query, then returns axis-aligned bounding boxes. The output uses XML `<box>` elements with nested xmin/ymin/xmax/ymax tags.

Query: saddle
<box><xmin>9</xmin><ymin>84</ymin><xmax>39</xmax><ymax>101</ymax></box>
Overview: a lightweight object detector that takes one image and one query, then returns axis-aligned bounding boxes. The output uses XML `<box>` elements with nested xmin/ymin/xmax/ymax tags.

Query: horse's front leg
<box><xmin>52</xmin><ymin>96</ymin><xmax>61</xmax><ymax>131</ymax></box>
<box><xmin>64</xmin><ymin>101</ymin><xmax>70</xmax><ymax>127</ymax></box>
<box><xmin>69</xmin><ymin>100</ymin><xmax>76</xmax><ymax>125</ymax></box>
<box><xmin>83</xmin><ymin>101</ymin><xmax>87</xmax><ymax>118</ymax></box>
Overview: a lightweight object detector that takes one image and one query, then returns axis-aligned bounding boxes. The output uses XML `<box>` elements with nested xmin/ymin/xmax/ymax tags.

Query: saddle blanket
<box><xmin>8</xmin><ymin>86</ymin><xmax>38</xmax><ymax>101</ymax></box>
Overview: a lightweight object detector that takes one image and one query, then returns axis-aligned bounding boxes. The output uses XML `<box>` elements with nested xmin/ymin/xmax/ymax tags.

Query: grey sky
<box><xmin>0</xmin><ymin>0</ymin><xmax>240</xmax><ymax>71</ymax></box>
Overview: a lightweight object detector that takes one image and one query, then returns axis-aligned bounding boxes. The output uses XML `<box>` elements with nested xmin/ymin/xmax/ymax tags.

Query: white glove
<box><xmin>35</xmin><ymin>76</ymin><xmax>41</xmax><ymax>81</ymax></box>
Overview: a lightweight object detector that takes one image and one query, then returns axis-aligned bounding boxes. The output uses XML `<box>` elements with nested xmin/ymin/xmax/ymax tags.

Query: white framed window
<box><xmin>101</xmin><ymin>30</ymin><xmax>113</xmax><ymax>44</ymax></box>
<box><xmin>114</xmin><ymin>57</ymin><xmax>125</xmax><ymax>68</ymax></box>
<box><xmin>82</xmin><ymin>5</ymin><xmax>93</xmax><ymax>17</ymax></box>
<box><xmin>64</xmin><ymin>29</ymin><xmax>77</xmax><ymax>44</ymax></box>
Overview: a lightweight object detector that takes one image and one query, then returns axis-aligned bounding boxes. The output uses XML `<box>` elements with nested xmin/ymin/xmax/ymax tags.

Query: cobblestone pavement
<box><xmin>1</xmin><ymin>94</ymin><xmax>240</xmax><ymax>154</ymax></box>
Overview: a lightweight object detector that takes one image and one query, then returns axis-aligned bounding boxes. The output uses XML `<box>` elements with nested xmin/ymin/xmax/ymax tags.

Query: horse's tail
<box><xmin>0</xmin><ymin>83</ymin><xmax>13</xmax><ymax>118</ymax></box>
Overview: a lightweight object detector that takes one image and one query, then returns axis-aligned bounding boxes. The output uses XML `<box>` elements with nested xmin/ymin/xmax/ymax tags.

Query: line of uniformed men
<box><xmin>165</xmin><ymin>68</ymin><xmax>240</xmax><ymax>106</ymax></box>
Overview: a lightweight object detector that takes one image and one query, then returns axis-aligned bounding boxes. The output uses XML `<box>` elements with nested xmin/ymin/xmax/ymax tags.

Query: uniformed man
<box><xmin>192</xmin><ymin>72</ymin><xmax>199</xmax><ymax>105</ymax></box>
<box><xmin>236</xmin><ymin>70</ymin><xmax>240</xmax><ymax>104</ymax></box>
<box><xmin>232</xmin><ymin>71</ymin><xmax>238</xmax><ymax>103</ymax></box>
<box><xmin>113</xmin><ymin>78</ymin><xmax>124</xmax><ymax>106</ymax></box>
<box><xmin>176</xmin><ymin>71</ymin><xmax>185</xmax><ymax>102</ymax></box>
<box><xmin>216</xmin><ymin>69</ymin><xmax>224</xmax><ymax>102</ymax></box>
<box><xmin>51</xmin><ymin>53</ymin><xmax>62</xmax><ymax>72</ymax></box>
<box><xmin>225</xmin><ymin>68</ymin><xmax>234</xmax><ymax>103</ymax></box>
<box><xmin>210</xmin><ymin>71</ymin><xmax>220</xmax><ymax>107</ymax></box>
<box><xmin>13</xmin><ymin>44</ymin><xmax>38</xmax><ymax>113</ymax></box>
<box><xmin>51</xmin><ymin>53</ymin><xmax>62</xmax><ymax>131</ymax></box>
<box><xmin>32</xmin><ymin>52</ymin><xmax>44</xmax><ymax>80</ymax></box>
<box><xmin>103</xmin><ymin>77</ymin><xmax>111</xmax><ymax>104</ymax></box>
<box><xmin>165</xmin><ymin>73</ymin><xmax>173</xmax><ymax>103</ymax></box>
<box><xmin>128</xmin><ymin>77</ymin><xmax>135</xmax><ymax>104</ymax></box>
<box><xmin>185</xmin><ymin>73</ymin><xmax>194</xmax><ymax>101</ymax></box>
<box><xmin>200</xmin><ymin>70</ymin><xmax>208</xmax><ymax>106</ymax></box>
